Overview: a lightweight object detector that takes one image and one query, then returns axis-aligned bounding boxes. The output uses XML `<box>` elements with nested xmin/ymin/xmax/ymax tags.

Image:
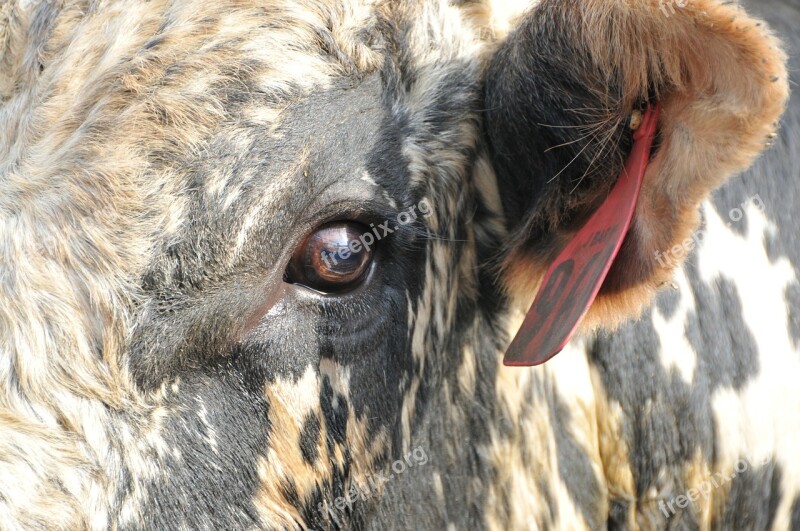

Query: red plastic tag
<box><xmin>504</xmin><ymin>104</ymin><xmax>660</xmax><ymax>366</ymax></box>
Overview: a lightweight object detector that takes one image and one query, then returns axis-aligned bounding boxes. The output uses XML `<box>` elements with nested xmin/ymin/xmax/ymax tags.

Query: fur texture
<box><xmin>0</xmin><ymin>0</ymin><xmax>796</xmax><ymax>529</ymax></box>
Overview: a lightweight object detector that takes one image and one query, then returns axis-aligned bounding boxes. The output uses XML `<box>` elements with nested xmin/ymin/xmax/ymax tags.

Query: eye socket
<box><xmin>285</xmin><ymin>221</ymin><xmax>375</xmax><ymax>293</ymax></box>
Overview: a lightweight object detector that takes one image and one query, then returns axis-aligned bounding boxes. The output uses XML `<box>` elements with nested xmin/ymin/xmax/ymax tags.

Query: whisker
<box><xmin>546</xmin><ymin>137</ymin><xmax>595</xmax><ymax>184</ymax></box>
<box><xmin>544</xmin><ymin>130</ymin><xmax>598</xmax><ymax>153</ymax></box>
<box><xmin>568</xmin><ymin>116</ymin><xmax>624</xmax><ymax>194</ymax></box>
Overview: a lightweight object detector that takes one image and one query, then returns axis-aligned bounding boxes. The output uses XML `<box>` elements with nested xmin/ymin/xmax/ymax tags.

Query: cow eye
<box><xmin>285</xmin><ymin>222</ymin><xmax>375</xmax><ymax>293</ymax></box>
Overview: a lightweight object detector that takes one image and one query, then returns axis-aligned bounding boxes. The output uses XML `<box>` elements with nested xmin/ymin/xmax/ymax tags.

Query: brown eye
<box><xmin>285</xmin><ymin>222</ymin><xmax>375</xmax><ymax>293</ymax></box>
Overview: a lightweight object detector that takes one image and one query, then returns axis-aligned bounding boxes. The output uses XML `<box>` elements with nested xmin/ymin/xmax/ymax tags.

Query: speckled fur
<box><xmin>0</xmin><ymin>0</ymin><xmax>796</xmax><ymax>529</ymax></box>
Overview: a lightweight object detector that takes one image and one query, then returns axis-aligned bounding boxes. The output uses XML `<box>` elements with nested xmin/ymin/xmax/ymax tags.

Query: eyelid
<box><xmin>298</xmin><ymin>200</ymin><xmax>400</xmax><ymax>234</ymax></box>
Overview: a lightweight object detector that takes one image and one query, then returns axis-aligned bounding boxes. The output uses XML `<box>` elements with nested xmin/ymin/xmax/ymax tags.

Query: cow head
<box><xmin>0</xmin><ymin>0</ymin><xmax>787</xmax><ymax>528</ymax></box>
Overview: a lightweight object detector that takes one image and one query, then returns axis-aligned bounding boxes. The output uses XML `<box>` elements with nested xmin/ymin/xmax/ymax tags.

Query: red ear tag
<box><xmin>503</xmin><ymin>104</ymin><xmax>660</xmax><ymax>367</ymax></box>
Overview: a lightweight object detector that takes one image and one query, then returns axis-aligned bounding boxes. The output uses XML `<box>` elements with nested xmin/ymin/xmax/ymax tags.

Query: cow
<box><xmin>1</xmin><ymin>0</ymin><xmax>798</xmax><ymax>528</ymax></box>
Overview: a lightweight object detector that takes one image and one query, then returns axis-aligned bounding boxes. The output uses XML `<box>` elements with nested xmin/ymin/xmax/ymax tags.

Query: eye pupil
<box><xmin>287</xmin><ymin>222</ymin><xmax>374</xmax><ymax>293</ymax></box>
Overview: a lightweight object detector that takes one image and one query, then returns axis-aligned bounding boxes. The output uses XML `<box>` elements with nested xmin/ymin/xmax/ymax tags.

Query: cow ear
<box><xmin>485</xmin><ymin>0</ymin><xmax>788</xmax><ymax>330</ymax></box>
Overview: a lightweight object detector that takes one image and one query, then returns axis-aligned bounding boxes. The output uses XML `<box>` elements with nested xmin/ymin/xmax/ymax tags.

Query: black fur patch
<box><xmin>320</xmin><ymin>375</ymin><xmax>349</xmax><ymax>451</ymax></box>
<box><xmin>300</xmin><ymin>414</ymin><xmax>321</xmax><ymax>465</ymax></box>
<box><xmin>709</xmin><ymin>175</ymin><xmax>753</xmax><ymax>239</ymax></box>
<box><xmin>786</xmin><ymin>284</ymin><xmax>800</xmax><ymax>350</ymax></box>
<box><xmin>139</xmin><ymin>372</ymin><xmax>270</xmax><ymax>529</ymax></box>
<box><xmin>717</xmin><ymin>460</ymin><xmax>782</xmax><ymax>529</ymax></box>
<box><xmin>655</xmin><ymin>286</ymin><xmax>682</xmax><ymax>321</ymax></box>
<box><xmin>683</xmin><ymin>258</ymin><xmax>760</xmax><ymax>391</ymax></box>
<box><xmin>791</xmin><ymin>495</ymin><xmax>800</xmax><ymax>529</ymax></box>
<box><xmin>606</xmin><ymin>498</ymin><xmax>629</xmax><ymax>531</ymax></box>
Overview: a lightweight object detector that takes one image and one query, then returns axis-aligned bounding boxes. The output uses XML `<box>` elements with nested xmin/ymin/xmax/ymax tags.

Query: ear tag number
<box><xmin>504</xmin><ymin>104</ymin><xmax>660</xmax><ymax>366</ymax></box>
